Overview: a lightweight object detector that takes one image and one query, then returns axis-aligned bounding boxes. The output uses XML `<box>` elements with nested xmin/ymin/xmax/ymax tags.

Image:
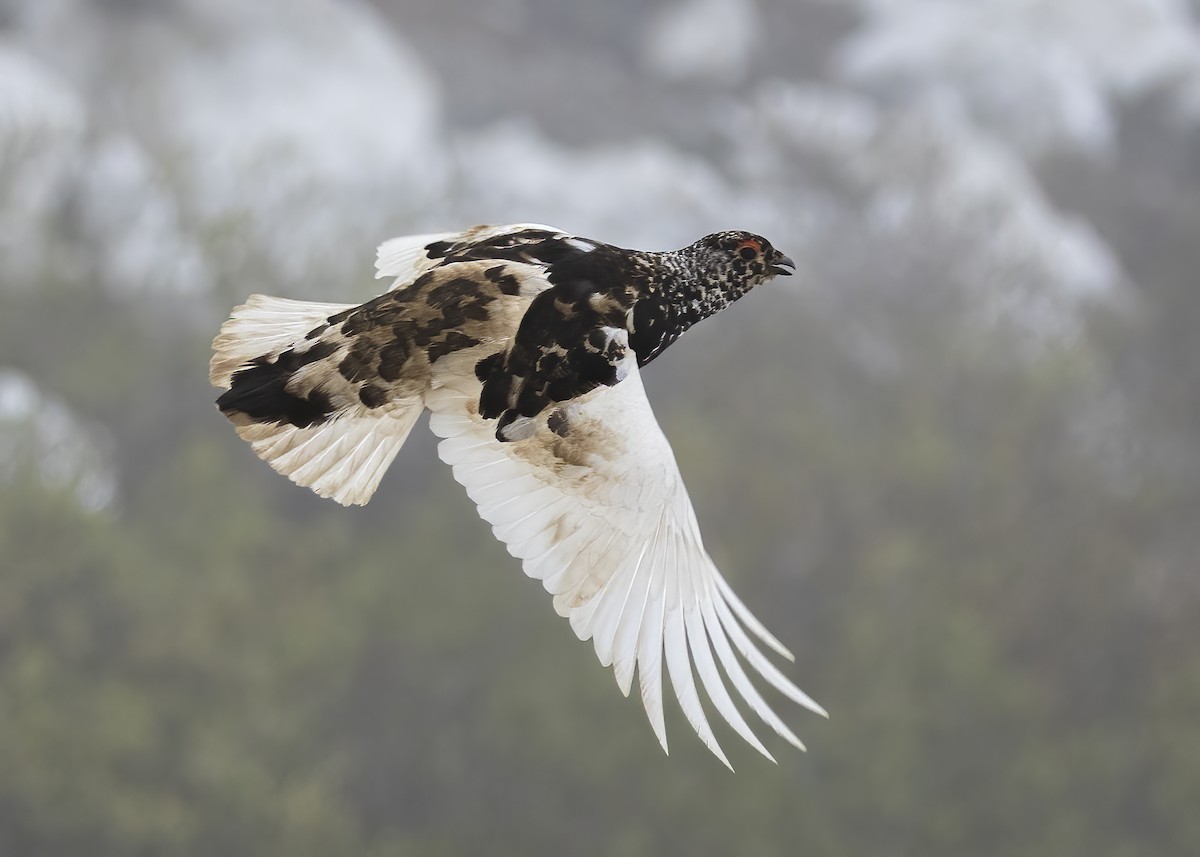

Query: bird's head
<box><xmin>689</xmin><ymin>231</ymin><xmax>796</xmax><ymax>292</ymax></box>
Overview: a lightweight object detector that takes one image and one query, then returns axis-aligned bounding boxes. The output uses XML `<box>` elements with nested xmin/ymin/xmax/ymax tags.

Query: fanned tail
<box><xmin>211</xmin><ymin>294</ymin><xmax>424</xmax><ymax>506</ymax></box>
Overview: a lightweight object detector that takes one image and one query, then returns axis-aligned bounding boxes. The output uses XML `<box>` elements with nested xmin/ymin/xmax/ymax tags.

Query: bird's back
<box><xmin>210</xmin><ymin>226</ymin><xmax>581</xmax><ymax>504</ymax></box>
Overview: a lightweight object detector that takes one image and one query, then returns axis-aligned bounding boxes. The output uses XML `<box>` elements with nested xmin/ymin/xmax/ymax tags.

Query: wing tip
<box><xmin>649</xmin><ymin>714</ymin><xmax>670</xmax><ymax>757</ymax></box>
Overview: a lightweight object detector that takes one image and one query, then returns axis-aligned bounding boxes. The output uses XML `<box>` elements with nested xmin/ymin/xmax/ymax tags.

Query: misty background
<box><xmin>2</xmin><ymin>0</ymin><xmax>1199</xmax><ymax>854</ymax></box>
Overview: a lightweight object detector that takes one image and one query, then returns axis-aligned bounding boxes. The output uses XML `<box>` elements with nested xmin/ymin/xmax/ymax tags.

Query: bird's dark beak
<box><xmin>769</xmin><ymin>254</ymin><xmax>796</xmax><ymax>276</ymax></box>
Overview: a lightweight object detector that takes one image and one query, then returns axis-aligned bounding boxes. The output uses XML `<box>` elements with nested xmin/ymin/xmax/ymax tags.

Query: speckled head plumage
<box><xmin>673</xmin><ymin>230</ymin><xmax>796</xmax><ymax>294</ymax></box>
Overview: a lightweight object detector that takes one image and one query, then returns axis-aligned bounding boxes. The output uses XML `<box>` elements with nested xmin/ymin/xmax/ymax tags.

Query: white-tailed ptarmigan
<box><xmin>210</xmin><ymin>223</ymin><xmax>825</xmax><ymax>767</ymax></box>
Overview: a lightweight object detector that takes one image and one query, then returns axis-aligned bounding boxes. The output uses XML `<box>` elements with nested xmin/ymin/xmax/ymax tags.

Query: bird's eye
<box><xmin>735</xmin><ymin>237</ymin><xmax>762</xmax><ymax>260</ymax></box>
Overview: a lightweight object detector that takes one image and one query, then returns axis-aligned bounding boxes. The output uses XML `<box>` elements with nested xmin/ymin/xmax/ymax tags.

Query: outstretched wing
<box><xmin>425</xmin><ymin>347</ymin><xmax>826</xmax><ymax>768</ymax></box>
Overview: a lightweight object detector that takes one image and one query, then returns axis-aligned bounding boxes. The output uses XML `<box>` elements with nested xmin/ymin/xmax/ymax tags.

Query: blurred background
<box><xmin>2</xmin><ymin>0</ymin><xmax>1199</xmax><ymax>854</ymax></box>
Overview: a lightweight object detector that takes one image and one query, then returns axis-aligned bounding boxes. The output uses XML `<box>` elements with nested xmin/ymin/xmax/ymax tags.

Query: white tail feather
<box><xmin>233</xmin><ymin>403</ymin><xmax>422</xmax><ymax>506</ymax></box>
<box><xmin>209</xmin><ymin>294</ymin><xmax>353</xmax><ymax>388</ymax></box>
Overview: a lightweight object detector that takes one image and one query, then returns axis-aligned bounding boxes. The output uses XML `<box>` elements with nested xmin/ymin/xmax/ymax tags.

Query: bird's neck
<box><xmin>652</xmin><ymin>248</ymin><xmax>751</xmax><ymax>318</ymax></box>
<box><xmin>623</xmin><ymin>249</ymin><xmax>753</xmax><ymax>366</ymax></box>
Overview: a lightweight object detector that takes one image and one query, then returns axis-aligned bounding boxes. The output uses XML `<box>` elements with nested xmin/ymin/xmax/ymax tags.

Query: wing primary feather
<box><xmin>588</xmin><ymin>523</ymin><xmax>658</xmax><ymax>668</ymax></box>
<box><xmin>698</xmin><ymin>583</ymin><xmax>807</xmax><ymax>751</ymax></box>
<box><xmin>678</xmin><ymin>546</ymin><xmax>775</xmax><ymax>761</ymax></box>
<box><xmin>663</xmin><ymin>530</ymin><xmax>731</xmax><ymax>769</ymax></box>
<box><xmin>637</xmin><ymin>538</ymin><xmax>670</xmax><ymax>754</ymax></box>
<box><xmin>711</xmin><ymin>570</ymin><xmax>796</xmax><ymax>662</ymax></box>
<box><xmin>712</xmin><ymin>594</ymin><xmax>829</xmax><ymax>719</ymax></box>
<box><xmin>609</xmin><ymin>516</ymin><xmax>663</xmax><ymax>696</ymax></box>
<box><xmin>684</xmin><ymin>606</ymin><xmax>774</xmax><ymax>762</ymax></box>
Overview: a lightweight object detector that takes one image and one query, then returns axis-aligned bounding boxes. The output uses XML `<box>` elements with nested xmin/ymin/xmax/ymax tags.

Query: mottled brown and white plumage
<box><xmin>210</xmin><ymin>223</ymin><xmax>824</xmax><ymax>767</ymax></box>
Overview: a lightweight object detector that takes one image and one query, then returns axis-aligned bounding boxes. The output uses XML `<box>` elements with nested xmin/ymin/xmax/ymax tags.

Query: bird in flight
<box><xmin>210</xmin><ymin>223</ymin><xmax>825</xmax><ymax>767</ymax></box>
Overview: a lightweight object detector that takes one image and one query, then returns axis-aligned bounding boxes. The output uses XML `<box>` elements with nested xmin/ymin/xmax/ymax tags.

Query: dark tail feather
<box><xmin>217</xmin><ymin>341</ymin><xmax>339</xmax><ymax>428</ymax></box>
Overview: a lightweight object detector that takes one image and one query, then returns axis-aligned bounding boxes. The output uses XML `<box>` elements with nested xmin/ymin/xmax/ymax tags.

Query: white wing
<box><xmin>425</xmin><ymin>345</ymin><xmax>826</xmax><ymax>768</ymax></box>
<box><xmin>374</xmin><ymin>223</ymin><xmax>564</xmax><ymax>290</ymax></box>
